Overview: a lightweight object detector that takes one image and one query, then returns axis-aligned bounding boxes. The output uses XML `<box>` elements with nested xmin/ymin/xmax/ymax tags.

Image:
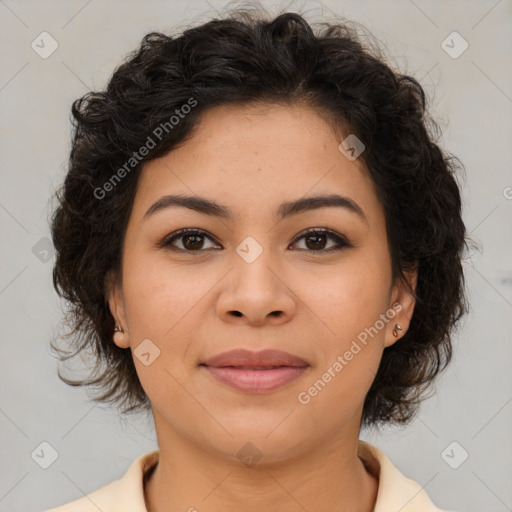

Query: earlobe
<box><xmin>104</xmin><ymin>270</ymin><xmax>130</xmax><ymax>349</ymax></box>
<box><xmin>385</xmin><ymin>266</ymin><xmax>418</xmax><ymax>348</ymax></box>
<box><xmin>112</xmin><ymin>324</ymin><xmax>128</xmax><ymax>348</ymax></box>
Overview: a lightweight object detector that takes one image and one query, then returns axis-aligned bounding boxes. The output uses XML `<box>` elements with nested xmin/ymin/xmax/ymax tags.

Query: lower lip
<box><xmin>202</xmin><ymin>365</ymin><xmax>308</xmax><ymax>392</ymax></box>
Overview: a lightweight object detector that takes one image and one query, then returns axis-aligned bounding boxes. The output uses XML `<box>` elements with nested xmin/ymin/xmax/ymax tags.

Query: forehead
<box><xmin>176</xmin><ymin>102</ymin><xmax>350</xmax><ymax>163</ymax></box>
<box><xmin>131</xmin><ymin>102</ymin><xmax>383</xmax><ymax>227</ymax></box>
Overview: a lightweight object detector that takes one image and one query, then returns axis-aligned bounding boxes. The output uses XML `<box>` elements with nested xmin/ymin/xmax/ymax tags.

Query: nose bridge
<box><xmin>232</xmin><ymin>232</ymin><xmax>279</xmax><ymax>291</ymax></box>
<box><xmin>216</xmin><ymin>231</ymin><xmax>295</xmax><ymax>323</ymax></box>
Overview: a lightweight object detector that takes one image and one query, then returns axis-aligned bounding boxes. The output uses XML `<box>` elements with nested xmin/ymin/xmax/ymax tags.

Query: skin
<box><xmin>106</xmin><ymin>102</ymin><xmax>417</xmax><ymax>512</ymax></box>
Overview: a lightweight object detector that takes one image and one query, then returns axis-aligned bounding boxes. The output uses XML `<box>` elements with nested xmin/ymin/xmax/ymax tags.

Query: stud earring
<box><xmin>113</xmin><ymin>324</ymin><xmax>125</xmax><ymax>344</ymax></box>
<box><xmin>392</xmin><ymin>324</ymin><xmax>403</xmax><ymax>337</ymax></box>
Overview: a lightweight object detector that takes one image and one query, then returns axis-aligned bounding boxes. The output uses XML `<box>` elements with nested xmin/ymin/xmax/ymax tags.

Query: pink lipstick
<box><xmin>200</xmin><ymin>349</ymin><xmax>309</xmax><ymax>393</ymax></box>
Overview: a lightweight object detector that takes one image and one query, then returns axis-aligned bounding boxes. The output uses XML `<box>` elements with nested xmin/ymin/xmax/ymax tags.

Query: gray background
<box><xmin>0</xmin><ymin>0</ymin><xmax>511</xmax><ymax>511</ymax></box>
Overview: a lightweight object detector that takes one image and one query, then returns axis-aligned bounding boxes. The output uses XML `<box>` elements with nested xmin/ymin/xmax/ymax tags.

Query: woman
<box><xmin>46</xmin><ymin>6</ymin><xmax>470</xmax><ymax>512</ymax></box>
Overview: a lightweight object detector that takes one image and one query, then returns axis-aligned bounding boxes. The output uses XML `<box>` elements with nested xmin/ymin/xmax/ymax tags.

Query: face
<box><xmin>106</xmin><ymin>102</ymin><xmax>417</xmax><ymax>464</ymax></box>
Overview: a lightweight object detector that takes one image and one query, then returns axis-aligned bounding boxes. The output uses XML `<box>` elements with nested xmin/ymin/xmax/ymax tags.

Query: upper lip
<box><xmin>201</xmin><ymin>349</ymin><xmax>309</xmax><ymax>368</ymax></box>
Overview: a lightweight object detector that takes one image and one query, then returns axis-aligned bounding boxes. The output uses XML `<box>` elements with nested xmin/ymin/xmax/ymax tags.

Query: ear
<box><xmin>384</xmin><ymin>265</ymin><xmax>418</xmax><ymax>348</ymax></box>
<box><xmin>104</xmin><ymin>269</ymin><xmax>130</xmax><ymax>349</ymax></box>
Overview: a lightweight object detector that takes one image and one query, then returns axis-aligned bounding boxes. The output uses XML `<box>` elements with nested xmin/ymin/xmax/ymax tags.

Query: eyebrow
<box><xmin>143</xmin><ymin>193</ymin><xmax>368</xmax><ymax>224</ymax></box>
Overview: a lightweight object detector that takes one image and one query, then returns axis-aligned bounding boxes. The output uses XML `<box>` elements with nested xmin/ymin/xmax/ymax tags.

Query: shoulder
<box><xmin>358</xmin><ymin>441</ymin><xmax>458</xmax><ymax>512</ymax></box>
<box><xmin>43</xmin><ymin>450</ymin><xmax>159</xmax><ymax>512</ymax></box>
<box><xmin>44</xmin><ymin>444</ymin><xmax>459</xmax><ymax>512</ymax></box>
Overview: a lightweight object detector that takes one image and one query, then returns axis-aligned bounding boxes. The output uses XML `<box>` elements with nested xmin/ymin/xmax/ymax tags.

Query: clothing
<box><xmin>44</xmin><ymin>441</ymin><xmax>455</xmax><ymax>512</ymax></box>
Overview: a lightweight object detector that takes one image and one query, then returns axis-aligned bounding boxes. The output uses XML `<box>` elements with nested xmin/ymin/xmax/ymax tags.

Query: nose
<box><xmin>216</xmin><ymin>246</ymin><xmax>296</xmax><ymax>327</ymax></box>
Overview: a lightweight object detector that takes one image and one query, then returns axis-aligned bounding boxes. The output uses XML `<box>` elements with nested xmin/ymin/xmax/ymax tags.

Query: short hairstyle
<box><xmin>50</xmin><ymin>5</ymin><xmax>473</xmax><ymax>427</ymax></box>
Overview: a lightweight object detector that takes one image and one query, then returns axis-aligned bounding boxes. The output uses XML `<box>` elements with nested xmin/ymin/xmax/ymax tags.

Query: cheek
<box><xmin>306</xmin><ymin>254</ymin><xmax>391</xmax><ymax>342</ymax></box>
<box><xmin>293</xmin><ymin>253</ymin><xmax>390</xmax><ymax>408</ymax></box>
<box><xmin>296</xmin><ymin>277</ymin><xmax>387</xmax><ymax>422</ymax></box>
<box><xmin>121</xmin><ymin>250</ymin><xmax>220</xmax><ymax>391</ymax></box>
<box><xmin>121</xmin><ymin>256</ymin><xmax>197</xmax><ymax>409</ymax></box>
<box><xmin>123</xmin><ymin>248</ymin><xmax>208</xmax><ymax>335</ymax></box>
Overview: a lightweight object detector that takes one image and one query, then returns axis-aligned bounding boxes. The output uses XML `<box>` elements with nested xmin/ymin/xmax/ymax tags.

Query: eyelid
<box><xmin>158</xmin><ymin>227</ymin><xmax>352</xmax><ymax>252</ymax></box>
<box><xmin>157</xmin><ymin>228</ymin><xmax>221</xmax><ymax>251</ymax></box>
<box><xmin>291</xmin><ymin>227</ymin><xmax>351</xmax><ymax>246</ymax></box>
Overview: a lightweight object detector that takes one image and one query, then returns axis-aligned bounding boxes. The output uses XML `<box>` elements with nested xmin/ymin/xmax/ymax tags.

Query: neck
<box><xmin>144</xmin><ymin>415</ymin><xmax>378</xmax><ymax>512</ymax></box>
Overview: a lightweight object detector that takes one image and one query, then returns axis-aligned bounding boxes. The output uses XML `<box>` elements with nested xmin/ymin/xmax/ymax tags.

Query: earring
<box><xmin>113</xmin><ymin>324</ymin><xmax>125</xmax><ymax>344</ymax></box>
<box><xmin>392</xmin><ymin>324</ymin><xmax>403</xmax><ymax>337</ymax></box>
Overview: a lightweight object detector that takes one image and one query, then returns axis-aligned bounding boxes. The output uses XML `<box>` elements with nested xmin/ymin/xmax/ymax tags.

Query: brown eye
<box><xmin>305</xmin><ymin>233</ymin><xmax>328</xmax><ymax>250</ymax></box>
<box><xmin>290</xmin><ymin>229</ymin><xmax>352</xmax><ymax>252</ymax></box>
<box><xmin>160</xmin><ymin>229</ymin><xmax>220</xmax><ymax>252</ymax></box>
<box><xmin>159</xmin><ymin>228</ymin><xmax>352</xmax><ymax>254</ymax></box>
<box><xmin>182</xmin><ymin>233</ymin><xmax>205</xmax><ymax>250</ymax></box>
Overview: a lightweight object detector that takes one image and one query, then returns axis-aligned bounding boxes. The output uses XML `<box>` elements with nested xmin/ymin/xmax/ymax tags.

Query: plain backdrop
<box><xmin>0</xmin><ymin>1</ymin><xmax>511</xmax><ymax>511</ymax></box>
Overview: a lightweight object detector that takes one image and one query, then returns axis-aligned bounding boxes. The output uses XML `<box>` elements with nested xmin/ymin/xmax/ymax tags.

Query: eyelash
<box><xmin>158</xmin><ymin>228</ymin><xmax>353</xmax><ymax>254</ymax></box>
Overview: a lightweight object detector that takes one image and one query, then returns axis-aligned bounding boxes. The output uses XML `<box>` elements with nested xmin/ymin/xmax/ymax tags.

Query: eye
<box><xmin>159</xmin><ymin>228</ymin><xmax>221</xmax><ymax>252</ymax></box>
<box><xmin>158</xmin><ymin>228</ymin><xmax>352</xmax><ymax>253</ymax></box>
<box><xmin>289</xmin><ymin>228</ymin><xmax>352</xmax><ymax>252</ymax></box>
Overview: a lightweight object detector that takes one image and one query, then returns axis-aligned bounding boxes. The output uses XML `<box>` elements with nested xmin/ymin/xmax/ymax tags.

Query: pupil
<box><xmin>306</xmin><ymin>234</ymin><xmax>325</xmax><ymax>250</ymax></box>
<box><xmin>182</xmin><ymin>233</ymin><xmax>327</xmax><ymax>251</ymax></box>
<box><xmin>184</xmin><ymin>235</ymin><xmax>203</xmax><ymax>250</ymax></box>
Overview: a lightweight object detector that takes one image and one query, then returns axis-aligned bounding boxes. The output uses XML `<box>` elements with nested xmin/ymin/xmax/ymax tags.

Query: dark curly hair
<box><xmin>50</xmin><ymin>4</ymin><xmax>473</xmax><ymax>427</ymax></box>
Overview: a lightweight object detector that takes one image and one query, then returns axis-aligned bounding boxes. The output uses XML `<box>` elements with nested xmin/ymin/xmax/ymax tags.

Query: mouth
<box><xmin>200</xmin><ymin>365</ymin><xmax>309</xmax><ymax>393</ymax></box>
<box><xmin>199</xmin><ymin>349</ymin><xmax>309</xmax><ymax>393</ymax></box>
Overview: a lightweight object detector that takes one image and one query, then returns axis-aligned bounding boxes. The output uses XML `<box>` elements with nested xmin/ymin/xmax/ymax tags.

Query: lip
<box><xmin>202</xmin><ymin>348</ymin><xmax>309</xmax><ymax>368</ymax></box>
<box><xmin>200</xmin><ymin>349</ymin><xmax>309</xmax><ymax>393</ymax></box>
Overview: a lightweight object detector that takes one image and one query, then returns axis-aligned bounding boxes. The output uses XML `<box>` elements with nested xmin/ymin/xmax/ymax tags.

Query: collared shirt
<box><xmin>44</xmin><ymin>441</ymin><xmax>456</xmax><ymax>512</ymax></box>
